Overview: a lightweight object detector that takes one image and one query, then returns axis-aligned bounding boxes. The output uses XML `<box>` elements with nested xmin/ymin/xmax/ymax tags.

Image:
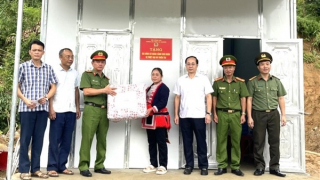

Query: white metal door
<box><xmin>74</xmin><ymin>32</ymin><xmax>131</xmax><ymax>168</ymax></box>
<box><xmin>180</xmin><ymin>37</ymin><xmax>223</xmax><ymax>169</ymax></box>
<box><xmin>261</xmin><ymin>39</ymin><xmax>305</xmax><ymax>173</ymax></box>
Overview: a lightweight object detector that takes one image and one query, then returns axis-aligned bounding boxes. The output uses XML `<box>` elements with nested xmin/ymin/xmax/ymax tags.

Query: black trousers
<box><xmin>146</xmin><ymin>127</ymin><xmax>168</xmax><ymax>169</ymax></box>
<box><xmin>180</xmin><ymin>118</ymin><xmax>208</xmax><ymax>169</ymax></box>
<box><xmin>252</xmin><ymin>109</ymin><xmax>280</xmax><ymax>170</ymax></box>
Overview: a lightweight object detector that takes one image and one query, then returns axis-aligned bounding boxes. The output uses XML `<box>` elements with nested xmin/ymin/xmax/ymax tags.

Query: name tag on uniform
<box><xmin>219</xmin><ymin>87</ymin><xmax>226</xmax><ymax>90</ymax></box>
<box><xmin>92</xmin><ymin>80</ymin><xmax>99</xmax><ymax>82</ymax></box>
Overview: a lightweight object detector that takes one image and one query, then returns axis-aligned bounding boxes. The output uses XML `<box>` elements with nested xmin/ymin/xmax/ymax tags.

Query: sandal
<box><xmin>156</xmin><ymin>166</ymin><xmax>167</xmax><ymax>175</ymax></box>
<box><xmin>31</xmin><ymin>171</ymin><xmax>49</xmax><ymax>179</ymax></box>
<box><xmin>20</xmin><ymin>173</ymin><xmax>32</xmax><ymax>180</ymax></box>
<box><xmin>61</xmin><ymin>169</ymin><xmax>74</xmax><ymax>175</ymax></box>
<box><xmin>47</xmin><ymin>170</ymin><xmax>59</xmax><ymax>177</ymax></box>
<box><xmin>143</xmin><ymin>165</ymin><xmax>156</xmax><ymax>173</ymax></box>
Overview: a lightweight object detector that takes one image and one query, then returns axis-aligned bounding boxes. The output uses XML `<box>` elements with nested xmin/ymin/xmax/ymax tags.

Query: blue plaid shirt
<box><xmin>18</xmin><ymin>60</ymin><xmax>58</xmax><ymax>112</ymax></box>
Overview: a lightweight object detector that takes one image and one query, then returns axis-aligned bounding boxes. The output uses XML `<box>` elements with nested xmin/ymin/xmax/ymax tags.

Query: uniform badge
<box><xmin>226</xmin><ymin>57</ymin><xmax>231</xmax><ymax>61</ymax></box>
<box><xmin>98</xmin><ymin>52</ymin><xmax>103</xmax><ymax>56</ymax></box>
<box><xmin>219</xmin><ymin>87</ymin><xmax>226</xmax><ymax>90</ymax></box>
<box><xmin>261</xmin><ymin>54</ymin><xmax>266</xmax><ymax>58</ymax></box>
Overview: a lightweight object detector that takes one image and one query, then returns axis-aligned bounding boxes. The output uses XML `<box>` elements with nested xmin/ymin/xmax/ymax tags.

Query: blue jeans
<box><xmin>19</xmin><ymin>111</ymin><xmax>48</xmax><ymax>173</ymax></box>
<box><xmin>47</xmin><ymin>112</ymin><xmax>76</xmax><ymax>172</ymax></box>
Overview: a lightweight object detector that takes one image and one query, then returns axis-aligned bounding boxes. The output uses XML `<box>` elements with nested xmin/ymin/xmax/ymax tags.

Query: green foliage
<box><xmin>297</xmin><ymin>16</ymin><xmax>320</xmax><ymax>39</ymax></box>
<box><xmin>303</xmin><ymin>51</ymin><xmax>317</xmax><ymax>63</ymax></box>
<box><xmin>303</xmin><ymin>50</ymin><xmax>320</xmax><ymax>69</ymax></box>
<box><xmin>298</xmin><ymin>0</ymin><xmax>320</xmax><ymax>18</ymax></box>
<box><xmin>312</xmin><ymin>32</ymin><xmax>320</xmax><ymax>49</ymax></box>
<box><xmin>0</xmin><ymin>0</ymin><xmax>41</xmax><ymax>133</ymax></box>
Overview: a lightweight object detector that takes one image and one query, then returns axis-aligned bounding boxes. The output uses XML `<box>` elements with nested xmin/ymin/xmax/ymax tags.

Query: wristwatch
<box><xmin>206</xmin><ymin>112</ymin><xmax>212</xmax><ymax>115</ymax></box>
<box><xmin>45</xmin><ymin>95</ymin><xmax>48</xmax><ymax>101</ymax></box>
<box><xmin>241</xmin><ymin>112</ymin><xmax>246</xmax><ymax>115</ymax></box>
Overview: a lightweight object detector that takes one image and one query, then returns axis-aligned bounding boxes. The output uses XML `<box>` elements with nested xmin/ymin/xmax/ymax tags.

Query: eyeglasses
<box><xmin>186</xmin><ymin>63</ymin><xmax>197</xmax><ymax>66</ymax></box>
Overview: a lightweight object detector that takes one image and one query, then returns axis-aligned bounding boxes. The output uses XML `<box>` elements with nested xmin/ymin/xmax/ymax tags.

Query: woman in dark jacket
<box><xmin>142</xmin><ymin>67</ymin><xmax>170</xmax><ymax>175</ymax></box>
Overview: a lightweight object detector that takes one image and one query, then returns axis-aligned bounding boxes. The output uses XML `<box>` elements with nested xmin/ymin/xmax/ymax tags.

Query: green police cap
<box><xmin>90</xmin><ymin>50</ymin><xmax>108</xmax><ymax>60</ymax></box>
<box><xmin>255</xmin><ymin>52</ymin><xmax>272</xmax><ymax>65</ymax></box>
<box><xmin>219</xmin><ymin>55</ymin><xmax>237</xmax><ymax>66</ymax></box>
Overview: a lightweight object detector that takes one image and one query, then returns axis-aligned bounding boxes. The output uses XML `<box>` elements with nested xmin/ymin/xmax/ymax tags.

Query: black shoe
<box><xmin>183</xmin><ymin>167</ymin><xmax>192</xmax><ymax>175</ymax></box>
<box><xmin>200</xmin><ymin>168</ymin><xmax>208</xmax><ymax>175</ymax></box>
<box><xmin>270</xmin><ymin>169</ymin><xmax>286</xmax><ymax>177</ymax></box>
<box><xmin>214</xmin><ymin>168</ymin><xmax>227</xmax><ymax>175</ymax></box>
<box><xmin>94</xmin><ymin>167</ymin><xmax>111</xmax><ymax>174</ymax></box>
<box><xmin>231</xmin><ymin>169</ymin><xmax>244</xmax><ymax>176</ymax></box>
<box><xmin>80</xmin><ymin>170</ymin><xmax>92</xmax><ymax>177</ymax></box>
<box><xmin>253</xmin><ymin>169</ymin><xmax>265</xmax><ymax>176</ymax></box>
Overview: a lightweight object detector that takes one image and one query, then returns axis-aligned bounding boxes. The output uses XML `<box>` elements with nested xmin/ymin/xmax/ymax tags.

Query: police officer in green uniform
<box><xmin>247</xmin><ymin>52</ymin><xmax>287</xmax><ymax>177</ymax></box>
<box><xmin>212</xmin><ymin>55</ymin><xmax>249</xmax><ymax>176</ymax></box>
<box><xmin>78</xmin><ymin>50</ymin><xmax>117</xmax><ymax>177</ymax></box>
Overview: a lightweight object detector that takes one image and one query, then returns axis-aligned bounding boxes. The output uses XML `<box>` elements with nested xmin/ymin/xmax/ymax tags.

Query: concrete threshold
<box><xmin>11</xmin><ymin>168</ymin><xmax>317</xmax><ymax>180</ymax></box>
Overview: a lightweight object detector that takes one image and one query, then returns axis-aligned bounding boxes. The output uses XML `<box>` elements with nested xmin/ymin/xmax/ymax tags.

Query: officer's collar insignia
<box><xmin>226</xmin><ymin>57</ymin><xmax>231</xmax><ymax>61</ymax></box>
<box><xmin>219</xmin><ymin>87</ymin><xmax>226</xmax><ymax>89</ymax></box>
<box><xmin>261</xmin><ymin>54</ymin><xmax>266</xmax><ymax>58</ymax></box>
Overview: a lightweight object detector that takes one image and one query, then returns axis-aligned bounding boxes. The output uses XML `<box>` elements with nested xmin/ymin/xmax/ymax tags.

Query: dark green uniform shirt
<box><xmin>212</xmin><ymin>76</ymin><xmax>249</xmax><ymax>110</ymax></box>
<box><xmin>247</xmin><ymin>74</ymin><xmax>287</xmax><ymax>110</ymax></box>
<box><xmin>80</xmin><ymin>71</ymin><xmax>109</xmax><ymax>106</ymax></box>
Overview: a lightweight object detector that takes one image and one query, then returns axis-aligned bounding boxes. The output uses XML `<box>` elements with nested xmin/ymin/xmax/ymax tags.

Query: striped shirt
<box><xmin>18</xmin><ymin>60</ymin><xmax>58</xmax><ymax>112</ymax></box>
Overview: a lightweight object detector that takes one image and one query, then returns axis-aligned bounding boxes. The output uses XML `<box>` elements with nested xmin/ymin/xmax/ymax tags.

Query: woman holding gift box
<box><xmin>142</xmin><ymin>67</ymin><xmax>170</xmax><ymax>175</ymax></box>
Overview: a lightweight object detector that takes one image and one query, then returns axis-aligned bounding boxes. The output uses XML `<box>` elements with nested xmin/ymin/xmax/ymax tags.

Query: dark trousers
<box><xmin>146</xmin><ymin>127</ymin><xmax>168</xmax><ymax>169</ymax></box>
<box><xmin>180</xmin><ymin>118</ymin><xmax>208</xmax><ymax>169</ymax></box>
<box><xmin>47</xmin><ymin>112</ymin><xmax>76</xmax><ymax>172</ymax></box>
<box><xmin>19</xmin><ymin>111</ymin><xmax>48</xmax><ymax>173</ymax></box>
<box><xmin>252</xmin><ymin>110</ymin><xmax>280</xmax><ymax>170</ymax></box>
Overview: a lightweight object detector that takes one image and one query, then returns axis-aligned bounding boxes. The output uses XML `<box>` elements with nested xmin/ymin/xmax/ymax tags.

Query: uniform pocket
<box><xmin>91</xmin><ymin>81</ymin><xmax>101</xmax><ymax>88</ymax></box>
<box><xmin>270</xmin><ymin>86</ymin><xmax>278</xmax><ymax>96</ymax></box>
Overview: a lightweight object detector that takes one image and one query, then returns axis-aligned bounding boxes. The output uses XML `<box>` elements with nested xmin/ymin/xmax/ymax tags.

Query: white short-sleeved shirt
<box><xmin>52</xmin><ymin>65</ymin><xmax>79</xmax><ymax>113</ymax></box>
<box><xmin>173</xmin><ymin>73</ymin><xmax>214</xmax><ymax>118</ymax></box>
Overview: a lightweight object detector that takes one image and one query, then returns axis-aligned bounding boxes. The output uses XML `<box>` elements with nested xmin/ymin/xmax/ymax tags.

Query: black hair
<box><xmin>59</xmin><ymin>48</ymin><xmax>73</xmax><ymax>57</ymax></box>
<box><xmin>29</xmin><ymin>39</ymin><xmax>45</xmax><ymax>50</ymax></box>
<box><xmin>185</xmin><ymin>56</ymin><xmax>199</xmax><ymax>64</ymax></box>
<box><xmin>152</xmin><ymin>67</ymin><xmax>163</xmax><ymax>77</ymax></box>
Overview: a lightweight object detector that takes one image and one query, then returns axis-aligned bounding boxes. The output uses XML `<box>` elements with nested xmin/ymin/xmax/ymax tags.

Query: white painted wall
<box><xmin>129</xmin><ymin>0</ymin><xmax>181</xmax><ymax>169</ymax></box>
<box><xmin>41</xmin><ymin>0</ymin><xmax>294</xmax><ymax>170</ymax></box>
<box><xmin>186</xmin><ymin>0</ymin><xmax>259</xmax><ymax>37</ymax></box>
<box><xmin>263</xmin><ymin>0</ymin><xmax>291</xmax><ymax>39</ymax></box>
<box><xmin>82</xmin><ymin>0</ymin><xmax>130</xmax><ymax>30</ymax></box>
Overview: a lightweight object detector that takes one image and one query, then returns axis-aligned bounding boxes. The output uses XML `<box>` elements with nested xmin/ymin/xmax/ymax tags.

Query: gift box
<box><xmin>107</xmin><ymin>84</ymin><xmax>147</xmax><ymax>122</ymax></box>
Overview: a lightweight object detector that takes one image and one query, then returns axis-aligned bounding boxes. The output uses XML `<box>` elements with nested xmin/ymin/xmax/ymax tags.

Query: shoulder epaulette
<box><xmin>85</xmin><ymin>70</ymin><xmax>93</xmax><ymax>73</ymax></box>
<box><xmin>272</xmin><ymin>75</ymin><xmax>280</xmax><ymax>80</ymax></box>
<box><xmin>249</xmin><ymin>76</ymin><xmax>257</xmax><ymax>81</ymax></box>
<box><xmin>235</xmin><ymin>77</ymin><xmax>245</xmax><ymax>82</ymax></box>
<box><xmin>214</xmin><ymin>77</ymin><xmax>223</xmax><ymax>81</ymax></box>
<box><xmin>105</xmin><ymin>76</ymin><xmax>110</xmax><ymax>80</ymax></box>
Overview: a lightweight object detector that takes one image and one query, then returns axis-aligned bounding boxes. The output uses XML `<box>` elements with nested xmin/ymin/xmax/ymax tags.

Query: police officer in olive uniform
<box><xmin>212</xmin><ymin>55</ymin><xmax>249</xmax><ymax>176</ymax></box>
<box><xmin>78</xmin><ymin>50</ymin><xmax>117</xmax><ymax>177</ymax></box>
<box><xmin>247</xmin><ymin>52</ymin><xmax>287</xmax><ymax>177</ymax></box>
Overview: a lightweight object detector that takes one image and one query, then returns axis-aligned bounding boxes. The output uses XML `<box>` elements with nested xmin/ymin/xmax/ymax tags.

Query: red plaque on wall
<box><xmin>140</xmin><ymin>38</ymin><xmax>172</xmax><ymax>61</ymax></box>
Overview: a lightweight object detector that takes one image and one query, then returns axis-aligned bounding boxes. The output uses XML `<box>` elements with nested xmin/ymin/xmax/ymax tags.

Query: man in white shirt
<box><xmin>173</xmin><ymin>56</ymin><xmax>213</xmax><ymax>176</ymax></box>
<box><xmin>47</xmin><ymin>48</ymin><xmax>81</xmax><ymax>177</ymax></box>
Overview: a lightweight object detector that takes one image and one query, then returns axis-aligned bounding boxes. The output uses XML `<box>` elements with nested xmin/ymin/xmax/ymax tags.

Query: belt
<box><xmin>217</xmin><ymin>108</ymin><xmax>240</xmax><ymax>113</ymax></box>
<box><xmin>253</xmin><ymin>109</ymin><xmax>277</xmax><ymax>113</ymax></box>
<box><xmin>85</xmin><ymin>102</ymin><xmax>106</xmax><ymax>109</ymax></box>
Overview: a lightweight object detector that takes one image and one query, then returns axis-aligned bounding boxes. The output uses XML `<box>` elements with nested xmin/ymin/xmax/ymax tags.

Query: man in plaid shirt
<box><xmin>17</xmin><ymin>40</ymin><xmax>58</xmax><ymax>179</ymax></box>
